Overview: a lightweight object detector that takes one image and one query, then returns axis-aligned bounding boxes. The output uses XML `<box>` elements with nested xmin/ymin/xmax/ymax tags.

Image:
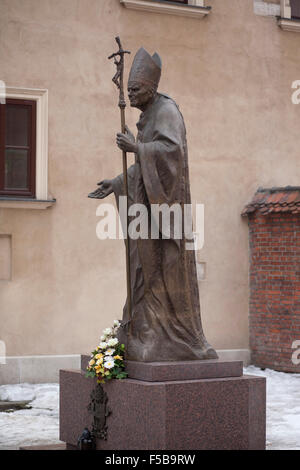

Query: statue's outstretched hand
<box><xmin>88</xmin><ymin>179</ymin><xmax>113</xmax><ymax>199</ymax></box>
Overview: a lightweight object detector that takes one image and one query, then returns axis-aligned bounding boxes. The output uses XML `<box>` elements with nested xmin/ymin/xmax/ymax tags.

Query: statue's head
<box><xmin>128</xmin><ymin>47</ymin><xmax>162</xmax><ymax>110</ymax></box>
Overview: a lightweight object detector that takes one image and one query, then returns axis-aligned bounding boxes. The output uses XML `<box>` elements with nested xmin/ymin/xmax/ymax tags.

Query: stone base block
<box><xmin>60</xmin><ymin>365</ymin><xmax>266</xmax><ymax>450</ymax></box>
<box><xmin>81</xmin><ymin>355</ymin><xmax>243</xmax><ymax>382</ymax></box>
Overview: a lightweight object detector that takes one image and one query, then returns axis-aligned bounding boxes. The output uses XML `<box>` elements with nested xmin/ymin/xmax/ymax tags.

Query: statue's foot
<box><xmin>203</xmin><ymin>347</ymin><xmax>218</xmax><ymax>360</ymax></box>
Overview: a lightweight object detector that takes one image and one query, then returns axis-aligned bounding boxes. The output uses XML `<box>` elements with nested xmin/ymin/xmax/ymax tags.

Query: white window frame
<box><xmin>0</xmin><ymin>87</ymin><xmax>54</xmax><ymax>209</ymax></box>
<box><xmin>278</xmin><ymin>0</ymin><xmax>300</xmax><ymax>31</ymax></box>
<box><xmin>120</xmin><ymin>0</ymin><xmax>211</xmax><ymax>19</ymax></box>
<box><xmin>281</xmin><ymin>0</ymin><xmax>292</xmax><ymax>18</ymax></box>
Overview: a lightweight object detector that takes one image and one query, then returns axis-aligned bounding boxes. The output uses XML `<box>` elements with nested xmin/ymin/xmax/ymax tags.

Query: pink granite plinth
<box><xmin>80</xmin><ymin>355</ymin><xmax>243</xmax><ymax>381</ymax></box>
<box><xmin>60</xmin><ymin>366</ymin><xmax>266</xmax><ymax>450</ymax></box>
<box><xmin>123</xmin><ymin>359</ymin><xmax>243</xmax><ymax>381</ymax></box>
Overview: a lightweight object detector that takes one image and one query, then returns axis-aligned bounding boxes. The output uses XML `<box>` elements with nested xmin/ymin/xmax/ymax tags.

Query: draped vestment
<box><xmin>112</xmin><ymin>93</ymin><xmax>217</xmax><ymax>362</ymax></box>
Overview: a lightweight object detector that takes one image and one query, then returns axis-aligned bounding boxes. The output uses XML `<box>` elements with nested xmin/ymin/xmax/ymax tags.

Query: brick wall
<box><xmin>248</xmin><ymin>212</ymin><xmax>300</xmax><ymax>372</ymax></box>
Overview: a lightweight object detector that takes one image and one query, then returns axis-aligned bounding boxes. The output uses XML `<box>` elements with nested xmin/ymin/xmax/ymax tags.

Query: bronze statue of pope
<box><xmin>90</xmin><ymin>48</ymin><xmax>217</xmax><ymax>362</ymax></box>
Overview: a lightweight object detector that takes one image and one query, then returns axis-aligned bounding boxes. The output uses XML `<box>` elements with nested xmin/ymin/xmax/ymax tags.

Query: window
<box><xmin>278</xmin><ymin>0</ymin><xmax>300</xmax><ymax>31</ymax></box>
<box><xmin>0</xmin><ymin>99</ymin><xmax>36</xmax><ymax>197</ymax></box>
<box><xmin>291</xmin><ymin>0</ymin><xmax>300</xmax><ymax>18</ymax></box>
<box><xmin>120</xmin><ymin>0</ymin><xmax>210</xmax><ymax>18</ymax></box>
<box><xmin>0</xmin><ymin>87</ymin><xmax>54</xmax><ymax>209</ymax></box>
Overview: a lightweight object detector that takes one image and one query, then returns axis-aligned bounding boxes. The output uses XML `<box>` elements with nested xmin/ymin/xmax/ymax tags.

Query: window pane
<box><xmin>5</xmin><ymin>105</ymin><xmax>29</xmax><ymax>147</ymax></box>
<box><xmin>5</xmin><ymin>149</ymin><xmax>28</xmax><ymax>190</ymax></box>
<box><xmin>291</xmin><ymin>0</ymin><xmax>300</xmax><ymax>19</ymax></box>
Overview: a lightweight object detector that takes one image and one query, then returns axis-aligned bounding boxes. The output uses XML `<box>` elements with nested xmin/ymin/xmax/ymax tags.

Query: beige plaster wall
<box><xmin>0</xmin><ymin>0</ymin><xmax>299</xmax><ymax>357</ymax></box>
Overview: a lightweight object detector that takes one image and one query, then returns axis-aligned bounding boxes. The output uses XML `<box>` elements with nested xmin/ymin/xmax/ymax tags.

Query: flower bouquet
<box><xmin>85</xmin><ymin>320</ymin><xmax>128</xmax><ymax>384</ymax></box>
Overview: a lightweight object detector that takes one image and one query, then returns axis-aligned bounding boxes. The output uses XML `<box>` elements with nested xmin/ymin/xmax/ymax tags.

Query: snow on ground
<box><xmin>0</xmin><ymin>383</ymin><xmax>61</xmax><ymax>450</ymax></box>
<box><xmin>244</xmin><ymin>365</ymin><xmax>300</xmax><ymax>450</ymax></box>
<box><xmin>0</xmin><ymin>366</ymin><xmax>299</xmax><ymax>450</ymax></box>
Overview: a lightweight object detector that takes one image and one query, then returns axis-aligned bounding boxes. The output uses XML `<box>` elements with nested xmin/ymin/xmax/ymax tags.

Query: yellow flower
<box><xmin>95</xmin><ymin>353</ymin><xmax>103</xmax><ymax>360</ymax></box>
<box><xmin>105</xmin><ymin>371</ymin><xmax>110</xmax><ymax>376</ymax></box>
<box><xmin>114</xmin><ymin>355</ymin><xmax>123</xmax><ymax>361</ymax></box>
<box><xmin>89</xmin><ymin>359</ymin><xmax>95</xmax><ymax>366</ymax></box>
<box><xmin>96</xmin><ymin>357</ymin><xmax>103</xmax><ymax>365</ymax></box>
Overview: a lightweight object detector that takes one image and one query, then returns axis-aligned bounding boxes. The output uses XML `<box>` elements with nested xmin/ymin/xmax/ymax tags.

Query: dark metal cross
<box><xmin>108</xmin><ymin>37</ymin><xmax>130</xmax><ymax>109</ymax></box>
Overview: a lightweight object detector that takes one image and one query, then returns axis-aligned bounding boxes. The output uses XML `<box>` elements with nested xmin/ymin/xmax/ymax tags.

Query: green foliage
<box><xmin>85</xmin><ymin>323</ymin><xmax>128</xmax><ymax>384</ymax></box>
<box><xmin>85</xmin><ymin>370</ymin><xmax>96</xmax><ymax>379</ymax></box>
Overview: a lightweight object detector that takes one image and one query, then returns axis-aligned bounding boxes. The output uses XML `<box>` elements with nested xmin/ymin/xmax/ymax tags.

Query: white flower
<box><xmin>104</xmin><ymin>355</ymin><xmax>114</xmax><ymax>362</ymax></box>
<box><xmin>99</xmin><ymin>341</ymin><xmax>108</xmax><ymax>349</ymax></box>
<box><xmin>105</xmin><ymin>348</ymin><xmax>115</xmax><ymax>356</ymax></box>
<box><xmin>104</xmin><ymin>360</ymin><xmax>115</xmax><ymax>369</ymax></box>
<box><xmin>100</xmin><ymin>335</ymin><xmax>106</xmax><ymax>341</ymax></box>
<box><xmin>103</xmin><ymin>328</ymin><xmax>112</xmax><ymax>336</ymax></box>
<box><xmin>107</xmin><ymin>337</ymin><xmax>118</xmax><ymax>347</ymax></box>
<box><xmin>113</xmin><ymin>320</ymin><xmax>121</xmax><ymax>327</ymax></box>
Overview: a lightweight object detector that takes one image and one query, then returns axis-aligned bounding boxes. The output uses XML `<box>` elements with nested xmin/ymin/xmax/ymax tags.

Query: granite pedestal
<box><xmin>60</xmin><ymin>356</ymin><xmax>266</xmax><ymax>450</ymax></box>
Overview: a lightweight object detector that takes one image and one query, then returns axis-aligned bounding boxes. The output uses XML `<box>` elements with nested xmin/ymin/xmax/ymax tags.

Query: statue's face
<box><xmin>128</xmin><ymin>82</ymin><xmax>153</xmax><ymax>109</ymax></box>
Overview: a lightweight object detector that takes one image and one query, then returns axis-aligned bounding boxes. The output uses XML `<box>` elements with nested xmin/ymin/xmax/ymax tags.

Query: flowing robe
<box><xmin>112</xmin><ymin>93</ymin><xmax>217</xmax><ymax>362</ymax></box>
